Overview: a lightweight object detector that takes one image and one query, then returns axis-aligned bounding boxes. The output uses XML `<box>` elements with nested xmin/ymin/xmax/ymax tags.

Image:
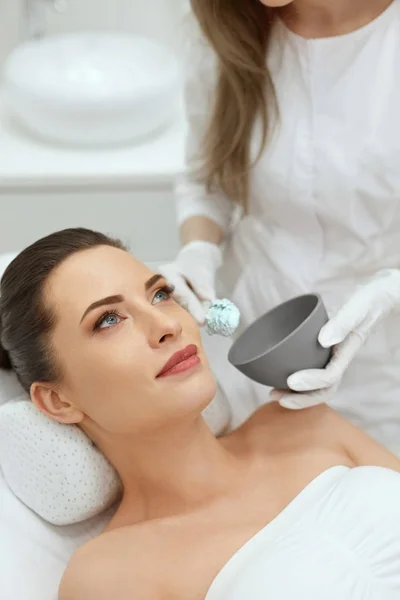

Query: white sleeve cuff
<box><xmin>175</xmin><ymin>175</ymin><xmax>235</xmax><ymax>234</ymax></box>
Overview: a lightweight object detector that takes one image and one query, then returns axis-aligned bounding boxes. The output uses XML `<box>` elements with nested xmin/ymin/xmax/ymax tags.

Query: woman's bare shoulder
<box><xmin>321</xmin><ymin>406</ymin><xmax>400</xmax><ymax>472</ymax></box>
<box><xmin>58</xmin><ymin>522</ymin><xmax>166</xmax><ymax>600</ymax></box>
<box><xmin>226</xmin><ymin>401</ymin><xmax>360</xmax><ymax>466</ymax></box>
<box><xmin>234</xmin><ymin>401</ymin><xmax>400</xmax><ymax>472</ymax></box>
<box><xmin>230</xmin><ymin>401</ymin><xmax>338</xmax><ymax>450</ymax></box>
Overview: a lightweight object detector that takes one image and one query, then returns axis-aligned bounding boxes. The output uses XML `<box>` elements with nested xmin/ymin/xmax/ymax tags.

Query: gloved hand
<box><xmin>271</xmin><ymin>269</ymin><xmax>400</xmax><ymax>409</ymax></box>
<box><xmin>158</xmin><ymin>241</ymin><xmax>222</xmax><ymax>324</ymax></box>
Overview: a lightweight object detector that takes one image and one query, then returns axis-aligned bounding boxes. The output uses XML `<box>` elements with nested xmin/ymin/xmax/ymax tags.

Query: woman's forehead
<box><xmin>46</xmin><ymin>246</ymin><xmax>152</xmax><ymax>310</ymax></box>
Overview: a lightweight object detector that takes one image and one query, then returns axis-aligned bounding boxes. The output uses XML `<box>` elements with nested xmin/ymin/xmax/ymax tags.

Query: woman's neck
<box><xmin>95</xmin><ymin>417</ymin><xmax>244</xmax><ymax>523</ymax></box>
<box><xmin>279</xmin><ymin>0</ymin><xmax>394</xmax><ymax>38</ymax></box>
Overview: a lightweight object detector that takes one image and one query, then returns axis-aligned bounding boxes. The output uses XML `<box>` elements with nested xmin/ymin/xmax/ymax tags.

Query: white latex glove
<box><xmin>272</xmin><ymin>269</ymin><xmax>400</xmax><ymax>410</ymax></box>
<box><xmin>158</xmin><ymin>241</ymin><xmax>222</xmax><ymax>324</ymax></box>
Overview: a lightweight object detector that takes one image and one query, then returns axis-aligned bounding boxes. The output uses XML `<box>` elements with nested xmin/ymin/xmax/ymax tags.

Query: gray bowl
<box><xmin>228</xmin><ymin>294</ymin><xmax>332</xmax><ymax>390</ymax></box>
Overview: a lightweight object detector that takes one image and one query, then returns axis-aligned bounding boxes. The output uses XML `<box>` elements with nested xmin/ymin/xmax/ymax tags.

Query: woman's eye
<box><xmin>152</xmin><ymin>285</ymin><xmax>174</xmax><ymax>305</ymax></box>
<box><xmin>95</xmin><ymin>311</ymin><xmax>121</xmax><ymax>330</ymax></box>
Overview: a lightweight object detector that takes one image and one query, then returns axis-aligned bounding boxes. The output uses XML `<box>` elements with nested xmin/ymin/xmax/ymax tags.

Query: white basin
<box><xmin>2</xmin><ymin>32</ymin><xmax>181</xmax><ymax>147</ymax></box>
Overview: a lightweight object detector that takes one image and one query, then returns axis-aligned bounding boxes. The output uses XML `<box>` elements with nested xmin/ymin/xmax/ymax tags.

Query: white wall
<box><xmin>0</xmin><ymin>0</ymin><xmax>186</xmax><ymax>65</ymax></box>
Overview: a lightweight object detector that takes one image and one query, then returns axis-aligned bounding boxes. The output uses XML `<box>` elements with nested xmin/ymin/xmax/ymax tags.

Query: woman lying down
<box><xmin>0</xmin><ymin>228</ymin><xmax>400</xmax><ymax>600</ymax></box>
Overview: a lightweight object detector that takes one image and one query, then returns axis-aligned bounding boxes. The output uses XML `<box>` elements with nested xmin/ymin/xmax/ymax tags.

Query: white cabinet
<box><xmin>0</xmin><ymin>187</ymin><xmax>180</xmax><ymax>262</ymax></box>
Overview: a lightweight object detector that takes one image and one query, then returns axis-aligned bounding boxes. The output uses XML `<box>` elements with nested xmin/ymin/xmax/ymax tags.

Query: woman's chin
<box><xmin>175</xmin><ymin>370</ymin><xmax>217</xmax><ymax>411</ymax></box>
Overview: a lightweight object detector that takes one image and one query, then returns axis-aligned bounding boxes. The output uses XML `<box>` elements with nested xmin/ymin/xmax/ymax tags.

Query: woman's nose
<box><xmin>144</xmin><ymin>308</ymin><xmax>183</xmax><ymax>348</ymax></box>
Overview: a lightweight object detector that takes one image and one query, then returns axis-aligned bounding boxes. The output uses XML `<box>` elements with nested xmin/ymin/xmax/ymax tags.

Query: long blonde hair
<box><xmin>190</xmin><ymin>1</ymin><xmax>276</xmax><ymax>212</ymax></box>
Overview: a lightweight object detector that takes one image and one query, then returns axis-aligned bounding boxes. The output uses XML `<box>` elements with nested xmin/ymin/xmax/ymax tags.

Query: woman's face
<box><xmin>43</xmin><ymin>245</ymin><xmax>216</xmax><ymax>434</ymax></box>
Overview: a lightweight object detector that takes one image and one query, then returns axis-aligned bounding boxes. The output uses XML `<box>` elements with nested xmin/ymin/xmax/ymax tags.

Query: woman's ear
<box><xmin>30</xmin><ymin>381</ymin><xmax>84</xmax><ymax>424</ymax></box>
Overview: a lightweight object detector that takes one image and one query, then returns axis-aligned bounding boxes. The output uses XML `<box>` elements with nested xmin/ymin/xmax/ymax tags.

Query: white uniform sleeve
<box><xmin>175</xmin><ymin>13</ymin><xmax>236</xmax><ymax>235</ymax></box>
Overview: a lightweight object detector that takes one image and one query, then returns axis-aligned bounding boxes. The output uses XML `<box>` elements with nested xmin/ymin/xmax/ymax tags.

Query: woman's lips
<box><xmin>157</xmin><ymin>344</ymin><xmax>200</xmax><ymax>378</ymax></box>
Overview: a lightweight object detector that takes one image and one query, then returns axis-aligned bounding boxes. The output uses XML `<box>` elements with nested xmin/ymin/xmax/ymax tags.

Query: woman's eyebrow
<box><xmin>80</xmin><ymin>295</ymin><xmax>125</xmax><ymax>323</ymax></box>
<box><xmin>145</xmin><ymin>273</ymin><xmax>164</xmax><ymax>291</ymax></box>
<box><xmin>80</xmin><ymin>275</ymin><xmax>164</xmax><ymax>323</ymax></box>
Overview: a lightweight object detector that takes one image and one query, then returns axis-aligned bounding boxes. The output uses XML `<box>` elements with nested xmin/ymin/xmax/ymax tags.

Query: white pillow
<box><xmin>0</xmin><ymin>465</ymin><xmax>115</xmax><ymax>600</ymax></box>
<box><xmin>0</xmin><ymin>396</ymin><xmax>122</xmax><ymax>526</ymax></box>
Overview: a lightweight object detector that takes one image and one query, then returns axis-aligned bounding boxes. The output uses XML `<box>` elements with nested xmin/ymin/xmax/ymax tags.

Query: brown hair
<box><xmin>0</xmin><ymin>228</ymin><xmax>126</xmax><ymax>392</ymax></box>
<box><xmin>190</xmin><ymin>0</ymin><xmax>277</xmax><ymax>212</ymax></box>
